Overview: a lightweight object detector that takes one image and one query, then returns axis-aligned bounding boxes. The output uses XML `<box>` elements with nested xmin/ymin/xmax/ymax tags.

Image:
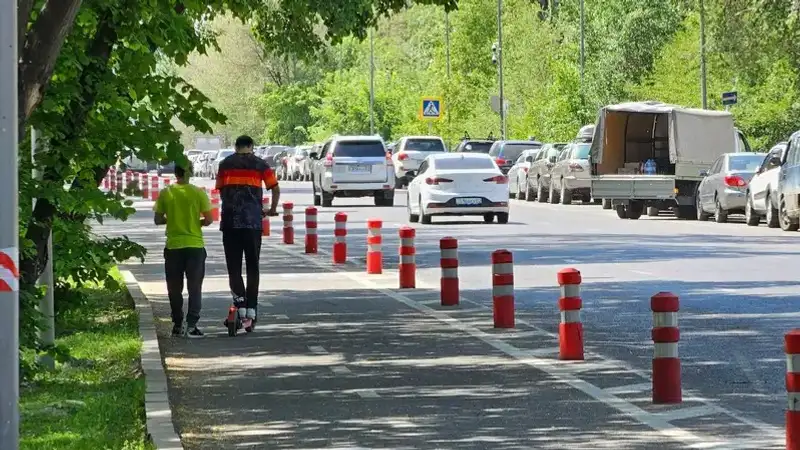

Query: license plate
<box><xmin>455</xmin><ymin>197</ymin><xmax>482</xmax><ymax>206</ymax></box>
<box><xmin>348</xmin><ymin>164</ymin><xmax>370</xmax><ymax>173</ymax></box>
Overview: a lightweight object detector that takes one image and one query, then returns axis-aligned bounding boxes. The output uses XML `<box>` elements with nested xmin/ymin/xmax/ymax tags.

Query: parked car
<box><xmin>548</xmin><ymin>142</ymin><xmax>596</xmax><ymax>205</ymax></box>
<box><xmin>696</xmin><ymin>152</ymin><xmax>766</xmax><ymax>222</ymax></box>
<box><xmin>210</xmin><ymin>149</ymin><xmax>235</xmax><ymax>179</ymax></box>
<box><xmin>287</xmin><ymin>146</ymin><xmax>312</xmax><ymax>181</ymax></box>
<box><xmin>525</xmin><ymin>143</ymin><xmax>568</xmax><ymax>202</ymax></box>
<box><xmin>487</xmin><ymin>140</ymin><xmax>543</xmax><ymax>174</ymax></box>
<box><xmin>406</xmin><ymin>152</ymin><xmax>509</xmax><ymax>224</ymax></box>
<box><xmin>196</xmin><ymin>150</ymin><xmax>217</xmax><ymax>177</ymax></box>
<box><xmin>745</xmin><ymin>142</ymin><xmax>787</xmax><ymax>227</ymax></box>
<box><xmin>507</xmin><ymin>149</ymin><xmax>541</xmax><ymax>200</ymax></box>
<box><xmin>391</xmin><ymin>136</ymin><xmax>447</xmax><ymax>188</ymax></box>
<box><xmin>453</xmin><ymin>133</ymin><xmax>496</xmax><ymax>154</ymax></box>
<box><xmin>776</xmin><ymin>131</ymin><xmax>800</xmax><ymax>231</ymax></box>
<box><xmin>309</xmin><ymin>135</ymin><xmax>394</xmax><ymax>207</ymax></box>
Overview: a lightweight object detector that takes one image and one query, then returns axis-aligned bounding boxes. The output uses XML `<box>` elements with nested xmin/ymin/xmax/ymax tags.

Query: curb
<box><xmin>122</xmin><ymin>270</ymin><xmax>184</xmax><ymax>450</ymax></box>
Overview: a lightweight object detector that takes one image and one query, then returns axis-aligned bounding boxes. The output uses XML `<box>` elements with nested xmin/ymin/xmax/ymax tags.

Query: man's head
<box><xmin>175</xmin><ymin>163</ymin><xmax>192</xmax><ymax>183</ymax></box>
<box><xmin>235</xmin><ymin>135</ymin><xmax>255</xmax><ymax>153</ymax></box>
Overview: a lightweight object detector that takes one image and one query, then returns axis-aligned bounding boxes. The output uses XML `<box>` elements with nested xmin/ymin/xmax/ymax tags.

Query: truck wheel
<box><xmin>628</xmin><ymin>202</ymin><xmax>644</xmax><ymax>220</ymax></box>
<box><xmin>615</xmin><ymin>205</ymin><xmax>628</xmax><ymax>219</ymax></box>
<box><xmin>602</xmin><ymin>198</ymin><xmax>612</xmax><ymax>209</ymax></box>
<box><xmin>676</xmin><ymin>205</ymin><xmax>698</xmax><ymax>220</ymax></box>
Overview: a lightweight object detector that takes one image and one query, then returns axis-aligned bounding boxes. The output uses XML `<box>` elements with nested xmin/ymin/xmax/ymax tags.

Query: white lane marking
<box><xmin>519</xmin><ymin>347</ymin><xmax>559</xmax><ymax>357</ymax></box>
<box><xmin>356</xmin><ymin>390</ymin><xmax>380</xmax><ymax>399</ymax></box>
<box><xmin>417</xmin><ymin>298</ymin><xmax>443</xmax><ymax>305</ymax></box>
<box><xmin>270</xmin><ymin>243</ymin><xmax>782</xmax><ymax>448</ymax></box>
<box><xmin>630</xmin><ymin>270</ymin><xmax>654</xmax><ymax>276</ymax></box>
<box><xmin>275</xmin><ymin>315</ymin><xmax>290</xmax><ymax>320</ymax></box>
<box><xmin>604</xmin><ymin>382</ymin><xmax>652</xmax><ymax>396</ymax></box>
<box><xmin>653</xmin><ymin>405</ymin><xmax>718</xmax><ymax>423</ymax></box>
<box><xmin>261</xmin><ymin>302</ymin><xmax>274</xmax><ymax>307</ymax></box>
<box><xmin>331</xmin><ymin>366</ymin><xmax>352</xmax><ymax>374</ymax></box>
<box><xmin>292</xmin><ymin>329</ymin><xmax>307</xmax><ymax>335</ymax></box>
<box><xmin>733</xmin><ymin>350</ymin><xmax>769</xmax><ymax>394</ymax></box>
<box><xmin>308</xmin><ymin>345</ymin><xmax>327</xmax><ymax>354</ymax></box>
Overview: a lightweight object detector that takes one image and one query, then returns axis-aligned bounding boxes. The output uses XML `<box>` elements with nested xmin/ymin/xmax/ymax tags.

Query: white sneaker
<box><xmin>237</xmin><ymin>307</ymin><xmax>247</xmax><ymax>319</ymax></box>
<box><xmin>246</xmin><ymin>308</ymin><xmax>257</xmax><ymax>320</ymax></box>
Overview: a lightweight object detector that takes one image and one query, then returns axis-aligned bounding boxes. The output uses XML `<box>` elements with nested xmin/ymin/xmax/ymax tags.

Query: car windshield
<box><xmin>573</xmin><ymin>144</ymin><xmax>591</xmax><ymax>159</ymax></box>
<box><xmin>405</xmin><ymin>139</ymin><xmax>445</xmax><ymax>152</ymax></box>
<box><xmin>462</xmin><ymin>141</ymin><xmax>493</xmax><ymax>153</ymax></box>
<box><xmin>435</xmin><ymin>157</ymin><xmax>496</xmax><ymax>170</ymax></box>
<box><xmin>217</xmin><ymin>150</ymin><xmax>234</xmax><ymax>159</ymax></box>
<box><xmin>499</xmin><ymin>143</ymin><xmax>542</xmax><ymax>161</ymax></box>
<box><xmin>728</xmin><ymin>154</ymin><xmax>766</xmax><ymax>171</ymax></box>
<box><xmin>334</xmin><ymin>141</ymin><xmax>386</xmax><ymax>157</ymax></box>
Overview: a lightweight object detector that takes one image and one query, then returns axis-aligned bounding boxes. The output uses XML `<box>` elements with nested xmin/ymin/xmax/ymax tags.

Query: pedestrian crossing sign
<box><xmin>419</xmin><ymin>97</ymin><xmax>443</xmax><ymax>121</ymax></box>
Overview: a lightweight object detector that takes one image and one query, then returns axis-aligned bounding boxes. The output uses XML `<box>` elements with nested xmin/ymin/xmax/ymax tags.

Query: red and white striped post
<box><xmin>125</xmin><ymin>170</ymin><xmax>133</xmax><ymax>192</ymax></box>
<box><xmin>133</xmin><ymin>172</ymin><xmax>140</xmax><ymax>196</ymax></box>
<box><xmin>366</xmin><ymin>219</ymin><xmax>383</xmax><ymax>274</ymax></box>
<box><xmin>150</xmin><ymin>175</ymin><xmax>160</xmax><ymax>201</ymax></box>
<box><xmin>440</xmin><ymin>237</ymin><xmax>459</xmax><ymax>306</ymax></box>
<box><xmin>115</xmin><ymin>171</ymin><xmax>123</xmax><ymax>193</ymax></box>
<box><xmin>163</xmin><ymin>177</ymin><xmax>171</xmax><ymax>187</ymax></box>
<box><xmin>398</xmin><ymin>226</ymin><xmax>416</xmax><ymax>289</ymax></box>
<box><xmin>261</xmin><ymin>197</ymin><xmax>270</xmax><ymax>237</ymax></box>
<box><xmin>492</xmin><ymin>250</ymin><xmax>514</xmax><ymax>328</ymax></box>
<box><xmin>787</xmin><ymin>331</ymin><xmax>800</xmax><ymax>449</ymax></box>
<box><xmin>652</xmin><ymin>292</ymin><xmax>681</xmax><ymax>404</ymax></box>
<box><xmin>557</xmin><ymin>268</ymin><xmax>584</xmax><ymax>360</ymax></box>
<box><xmin>103</xmin><ymin>169</ymin><xmax>111</xmax><ymax>190</ymax></box>
<box><xmin>141</xmin><ymin>174</ymin><xmax>149</xmax><ymax>199</ymax></box>
<box><xmin>304</xmin><ymin>207</ymin><xmax>317</xmax><ymax>254</ymax></box>
<box><xmin>210</xmin><ymin>189</ymin><xmax>220</xmax><ymax>222</ymax></box>
<box><xmin>282</xmin><ymin>202</ymin><xmax>294</xmax><ymax>244</ymax></box>
<box><xmin>333</xmin><ymin>212</ymin><xmax>347</xmax><ymax>263</ymax></box>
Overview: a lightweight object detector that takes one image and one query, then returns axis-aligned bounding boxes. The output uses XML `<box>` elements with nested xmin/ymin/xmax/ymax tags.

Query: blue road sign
<box><xmin>722</xmin><ymin>91</ymin><xmax>738</xmax><ymax>106</ymax></box>
<box><xmin>420</xmin><ymin>97</ymin><xmax>442</xmax><ymax>120</ymax></box>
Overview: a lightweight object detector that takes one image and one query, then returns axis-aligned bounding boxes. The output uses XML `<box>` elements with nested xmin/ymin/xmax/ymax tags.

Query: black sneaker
<box><xmin>186</xmin><ymin>327</ymin><xmax>204</xmax><ymax>338</ymax></box>
<box><xmin>171</xmin><ymin>324</ymin><xmax>184</xmax><ymax>337</ymax></box>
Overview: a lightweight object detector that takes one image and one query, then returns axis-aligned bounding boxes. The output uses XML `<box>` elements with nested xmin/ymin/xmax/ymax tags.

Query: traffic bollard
<box><xmin>366</xmin><ymin>219</ymin><xmax>383</xmax><ymax>274</ymax></box>
<box><xmin>492</xmin><ymin>250</ymin><xmax>514</xmax><ymax>328</ymax></box>
<box><xmin>132</xmin><ymin>172</ymin><xmax>139</xmax><ymax>196</ymax></box>
<box><xmin>141</xmin><ymin>174</ymin><xmax>149</xmax><ymax>199</ymax></box>
<box><xmin>786</xmin><ymin>330</ymin><xmax>800</xmax><ymax>449</ymax></box>
<box><xmin>103</xmin><ymin>170</ymin><xmax>111</xmax><ymax>190</ymax></box>
<box><xmin>440</xmin><ymin>237</ymin><xmax>459</xmax><ymax>306</ymax></box>
<box><xmin>150</xmin><ymin>175</ymin><xmax>160</xmax><ymax>201</ymax></box>
<box><xmin>116</xmin><ymin>171</ymin><xmax>123</xmax><ymax>193</ymax></box>
<box><xmin>304</xmin><ymin>207</ymin><xmax>317</xmax><ymax>253</ymax></box>
<box><xmin>398</xmin><ymin>226</ymin><xmax>416</xmax><ymax>288</ymax></box>
<box><xmin>210</xmin><ymin>189</ymin><xmax>220</xmax><ymax>222</ymax></box>
<box><xmin>125</xmin><ymin>170</ymin><xmax>132</xmax><ymax>192</ymax></box>
<box><xmin>652</xmin><ymin>292</ymin><xmax>681</xmax><ymax>404</ymax></box>
<box><xmin>163</xmin><ymin>177</ymin><xmax>170</xmax><ymax>187</ymax></box>
<box><xmin>261</xmin><ymin>197</ymin><xmax>271</xmax><ymax>237</ymax></box>
<box><xmin>282</xmin><ymin>202</ymin><xmax>294</xmax><ymax>244</ymax></box>
<box><xmin>557</xmin><ymin>268</ymin><xmax>584</xmax><ymax>360</ymax></box>
<box><xmin>333</xmin><ymin>212</ymin><xmax>347</xmax><ymax>263</ymax></box>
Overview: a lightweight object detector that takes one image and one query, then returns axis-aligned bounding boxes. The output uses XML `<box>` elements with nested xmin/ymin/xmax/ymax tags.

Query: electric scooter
<box><xmin>224</xmin><ymin>304</ymin><xmax>256</xmax><ymax>337</ymax></box>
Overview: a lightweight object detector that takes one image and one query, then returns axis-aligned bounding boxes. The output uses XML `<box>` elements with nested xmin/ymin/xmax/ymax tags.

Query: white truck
<box><xmin>589</xmin><ymin>101</ymin><xmax>750</xmax><ymax>220</ymax></box>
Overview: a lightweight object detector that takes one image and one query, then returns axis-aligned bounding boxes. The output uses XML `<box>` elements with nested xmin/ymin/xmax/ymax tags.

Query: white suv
<box><xmin>391</xmin><ymin>136</ymin><xmax>447</xmax><ymax>188</ymax></box>
<box><xmin>310</xmin><ymin>135</ymin><xmax>395</xmax><ymax>207</ymax></box>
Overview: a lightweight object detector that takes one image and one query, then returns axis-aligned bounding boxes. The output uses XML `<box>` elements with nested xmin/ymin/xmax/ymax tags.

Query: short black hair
<box><xmin>235</xmin><ymin>135</ymin><xmax>254</xmax><ymax>149</ymax></box>
<box><xmin>175</xmin><ymin>162</ymin><xmax>192</xmax><ymax>178</ymax></box>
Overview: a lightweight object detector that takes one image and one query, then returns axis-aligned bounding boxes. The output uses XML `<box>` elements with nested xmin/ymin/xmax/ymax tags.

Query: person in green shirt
<box><xmin>154</xmin><ymin>163</ymin><xmax>214</xmax><ymax>338</ymax></box>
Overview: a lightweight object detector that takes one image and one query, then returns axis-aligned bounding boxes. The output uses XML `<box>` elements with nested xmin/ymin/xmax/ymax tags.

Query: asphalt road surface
<box><xmin>97</xmin><ymin>178</ymin><xmax>799</xmax><ymax>449</ymax></box>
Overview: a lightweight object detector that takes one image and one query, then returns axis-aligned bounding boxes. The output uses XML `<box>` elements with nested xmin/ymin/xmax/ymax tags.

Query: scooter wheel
<box><xmin>227</xmin><ymin>318</ymin><xmax>237</xmax><ymax>337</ymax></box>
<box><xmin>245</xmin><ymin>322</ymin><xmax>255</xmax><ymax>333</ymax></box>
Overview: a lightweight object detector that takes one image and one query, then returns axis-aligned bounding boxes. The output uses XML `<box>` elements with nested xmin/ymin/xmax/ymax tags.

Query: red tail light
<box><xmin>724</xmin><ymin>175</ymin><xmax>746</xmax><ymax>187</ymax></box>
<box><xmin>495</xmin><ymin>158</ymin><xmax>507</xmax><ymax>166</ymax></box>
<box><xmin>324</xmin><ymin>154</ymin><xmax>333</xmax><ymax>167</ymax></box>
<box><xmin>425</xmin><ymin>177</ymin><xmax>453</xmax><ymax>185</ymax></box>
<box><xmin>484</xmin><ymin>175</ymin><xmax>508</xmax><ymax>184</ymax></box>
<box><xmin>568</xmin><ymin>163</ymin><xmax>584</xmax><ymax>172</ymax></box>
<box><xmin>398</xmin><ymin>152</ymin><xmax>409</xmax><ymax>161</ymax></box>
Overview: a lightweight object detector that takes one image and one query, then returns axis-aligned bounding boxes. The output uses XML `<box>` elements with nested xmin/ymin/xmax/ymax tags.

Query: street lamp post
<box><xmin>699</xmin><ymin>0</ymin><xmax>708</xmax><ymax>109</ymax></box>
<box><xmin>369</xmin><ymin>29</ymin><xmax>375</xmax><ymax>135</ymax></box>
<box><xmin>445</xmin><ymin>12</ymin><xmax>451</xmax><ymax>79</ymax></box>
<box><xmin>495</xmin><ymin>0</ymin><xmax>506</xmax><ymax>140</ymax></box>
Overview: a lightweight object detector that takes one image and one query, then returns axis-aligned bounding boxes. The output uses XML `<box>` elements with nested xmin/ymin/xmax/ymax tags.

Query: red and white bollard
<box><xmin>557</xmin><ymin>268</ymin><xmax>584</xmax><ymax>360</ymax></box>
<box><xmin>103</xmin><ymin>169</ymin><xmax>111</xmax><ymax>190</ymax></box>
<box><xmin>492</xmin><ymin>250</ymin><xmax>514</xmax><ymax>328</ymax></box>
<box><xmin>261</xmin><ymin>197</ymin><xmax>271</xmax><ymax>237</ymax></box>
<box><xmin>210</xmin><ymin>189</ymin><xmax>220</xmax><ymax>222</ymax></box>
<box><xmin>125</xmin><ymin>170</ymin><xmax>133</xmax><ymax>191</ymax></box>
<box><xmin>366</xmin><ymin>219</ymin><xmax>383</xmax><ymax>274</ymax></box>
<box><xmin>304</xmin><ymin>207</ymin><xmax>317</xmax><ymax>254</ymax></box>
<box><xmin>133</xmin><ymin>172</ymin><xmax>140</xmax><ymax>196</ymax></box>
<box><xmin>141</xmin><ymin>175</ymin><xmax>149</xmax><ymax>199</ymax></box>
<box><xmin>440</xmin><ymin>237</ymin><xmax>459</xmax><ymax>306</ymax></box>
<box><xmin>786</xmin><ymin>330</ymin><xmax>800</xmax><ymax>449</ymax></box>
<box><xmin>150</xmin><ymin>175</ymin><xmax>160</xmax><ymax>201</ymax></box>
<box><xmin>115</xmin><ymin>171</ymin><xmax>123</xmax><ymax>193</ymax></box>
<box><xmin>652</xmin><ymin>292</ymin><xmax>681</xmax><ymax>404</ymax></box>
<box><xmin>398</xmin><ymin>226</ymin><xmax>416</xmax><ymax>289</ymax></box>
<box><xmin>282</xmin><ymin>202</ymin><xmax>294</xmax><ymax>244</ymax></box>
<box><xmin>333</xmin><ymin>212</ymin><xmax>347</xmax><ymax>263</ymax></box>
<box><xmin>163</xmin><ymin>177</ymin><xmax>170</xmax><ymax>187</ymax></box>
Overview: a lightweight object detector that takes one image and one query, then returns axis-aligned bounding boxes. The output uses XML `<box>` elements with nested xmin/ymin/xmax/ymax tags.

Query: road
<box><xmin>98</xmin><ymin>178</ymin><xmax>799</xmax><ymax>449</ymax></box>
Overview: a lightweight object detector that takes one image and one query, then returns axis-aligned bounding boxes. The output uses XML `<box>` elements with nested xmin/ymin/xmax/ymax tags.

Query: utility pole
<box><xmin>496</xmin><ymin>0</ymin><xmax>507</xmax><ymax>140</ymax></box>
<box><xmin>699</xmin><ymin>0</ymin><xmax>708</xmax><ymax>109</ymax></box>
<box><xmin>0</xmin><ymin>0</ymin><xmax>20</xmax><ymax>446</ymax></box>
<box><xmin>31</xmin><ymin>129</ymin><xmax>55</xmax><ymax>371</ymax></box>
<box><xmin>445</xmin><ymin>12</ymin><xmax>451</xmax><ymax>79</ymax></box>
<box><xmin>579</xmin><ymin>0</ymin><xmax>585</xmax><ymax>87</ymax></box>
<box><xmin>369</xmin><ymin>29</ymin><xmax>376</xmax><ymax>135</ymax></box>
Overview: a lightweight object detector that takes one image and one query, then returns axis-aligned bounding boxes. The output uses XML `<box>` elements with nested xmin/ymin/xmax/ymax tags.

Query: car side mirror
<box><xmin>770</xmin><ymin>156</ymin><xmax>782</xmax><ymax>167</ymax></box>
<box><xmin>699</xmin><ymin>170</ymin><xmax>708</xmax><ymax>177</ymax></box>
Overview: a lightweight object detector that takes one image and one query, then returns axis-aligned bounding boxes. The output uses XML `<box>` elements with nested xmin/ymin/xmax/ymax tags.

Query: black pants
<box><xmin>164</xmin><ymin>247</ymin><xmax>207</xmax><ymax>327</ymax></box>
<box><xmin>222</xmin><ymin>229</ymin><xmax>262</xmax><ymax>309</ymax></box>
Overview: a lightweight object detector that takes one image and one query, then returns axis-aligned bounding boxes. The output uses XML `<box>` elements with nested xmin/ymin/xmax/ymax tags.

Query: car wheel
<box><xmin>509</xmin><ymin>181</ymin><xmax>517</xmax><ymax>199</ymax></box>
<box><xmin>420</xmin><ymin>197</ymin><xmax>432</xmax><ymax>224</ymax></box>
<box><xmin>696</xmin><ymin>194</ymin><xmax>711</xmax><ymax>221</ymax></box>
<box><xmin>312</xmin><ymin>185</ymin><xmax>321</xmax><ymax>206</ymax></box>
<box><xmin>602</xmin><ymin>198</ymin><xmax>612</xmax><ymax>209</ymax></box>
<box><xmin>766</xmin><ymin>193</ymin><xmax>780</xmax><ymax>228</ymax></box>
<box><xmin>779</xmin><ymin>197</ymin><xmax>799</xmax><ymax>231</ymax></box>
<box><xmin>525</xmin><ymin>183</ymin><xmax>536</xmax><ymax>202</ymax></box>
<box><xmin>549</xmin><ymin>182</ymin><xmax>560</xmax><ymax>204</ymax></box>
<box><xmin>536</xmin><ymin>180</ymin><xmax>547</xmax><ymax>203</ymax></box>
<box><xmin>559</xmin><ymin>181</ymin><xmax>571</xmax><ymax>205</ymax></box>
<box><xmin>407</xmin><ymin>193</ymin><xmax>419</xmax><ymax>223</ymax></box>
<box><xmin>322</xmin><ymin>191</ymin><xmax>333</xmax><ymax>207</ymax></box>
<box><xmin>745</xmin><ymin>195</ymin><xmax>760</xmax><ymax>226</ymax></box>
<box><xmin>714</xmin><ymin>197</ymin><xmax>728</xmax><ymax>223</ymax></box>
<box><xmin>483</xmin><ymin>213</ymin><xmax>495</xmax><ymax>224</ymax></box>
<box><xmin>496</xmin><ymin>212</ymin><xmax>509</xmax><ymax>224</ymax></box>
<box><xmin>518</xmin><ymin>180</ymin><xmax>527</xmax><ymax>200</ymax></box>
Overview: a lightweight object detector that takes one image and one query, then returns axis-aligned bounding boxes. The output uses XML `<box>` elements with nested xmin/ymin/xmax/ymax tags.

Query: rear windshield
<box><xmin>500</xmin><ymin>143</ymin><xmax>542</xmax><ymax>161</ymax></box>
<box><xmin>461</xmin><ymin>141</ymin><xmax>493</xmax><ymax>153</ymax></box>
<box><xmin>217</xmin><ymin>150</ymin><xmax>234</xmax><ymax>159</ymax></box>
<box><xmin>573</xmin><ymin>144</ymin><xmax>591</xmax><ymax>159</ymax></box>
<box><xmin>728</xmin><ymin>154</ymin><xmax>766</xmax><ymax>171</ymax></box>
<box><xmin>405</xmin><ymin>139</ymin><xmax>445</xmax><ymax>152</ymax></box>
<box><xmin>435</xmin><ymin>157</ymin><xmax>496</xmax><ymax>170</ymax></box>
<box><xmin>334</xmin><ymin>141</ymin><xmax>386</xmax><ymax>157</ymax></box>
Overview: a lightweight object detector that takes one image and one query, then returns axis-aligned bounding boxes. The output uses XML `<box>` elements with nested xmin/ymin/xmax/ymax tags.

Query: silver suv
<box><xmin>309</xmin><ymin>135</ymin><xmax>395</xmax><ymax>207</ymax></box>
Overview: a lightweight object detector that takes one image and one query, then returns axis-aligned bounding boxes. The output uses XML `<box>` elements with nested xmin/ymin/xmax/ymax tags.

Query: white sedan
<box><xmin>406</xmin><ymin>153</ymin><xmax>510</xmax><ymax>224</ymax></box>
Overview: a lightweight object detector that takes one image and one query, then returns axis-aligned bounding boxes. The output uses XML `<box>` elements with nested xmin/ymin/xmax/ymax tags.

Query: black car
<box><xmin>488</xmin><ymin>140</ymin><xmax>544</xmax><ymax>174</ymax></box>
<box><xmin>453</xmin><ymin>133</ymin><xmax>496</xmax><ymax>154</ymax></box>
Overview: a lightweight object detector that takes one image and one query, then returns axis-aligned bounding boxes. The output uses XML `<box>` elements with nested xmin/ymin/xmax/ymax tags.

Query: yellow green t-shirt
<box><xmin>153</xmin><ymin>184</ymin><xmax>212</xmax><ymax>249</ymax></box>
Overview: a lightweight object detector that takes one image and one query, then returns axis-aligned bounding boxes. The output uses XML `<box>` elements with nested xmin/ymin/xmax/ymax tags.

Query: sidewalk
<box><xmin>123</xmin><ymin>237</ymin><xmax>693</xmax><ymax>450</ymax></box>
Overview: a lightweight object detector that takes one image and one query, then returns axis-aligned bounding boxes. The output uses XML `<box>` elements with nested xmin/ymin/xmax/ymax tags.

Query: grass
<box><xmin>20</xmin><ymin>268</ymin><xmax>154</xmax><ymax>450</ymax></box>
